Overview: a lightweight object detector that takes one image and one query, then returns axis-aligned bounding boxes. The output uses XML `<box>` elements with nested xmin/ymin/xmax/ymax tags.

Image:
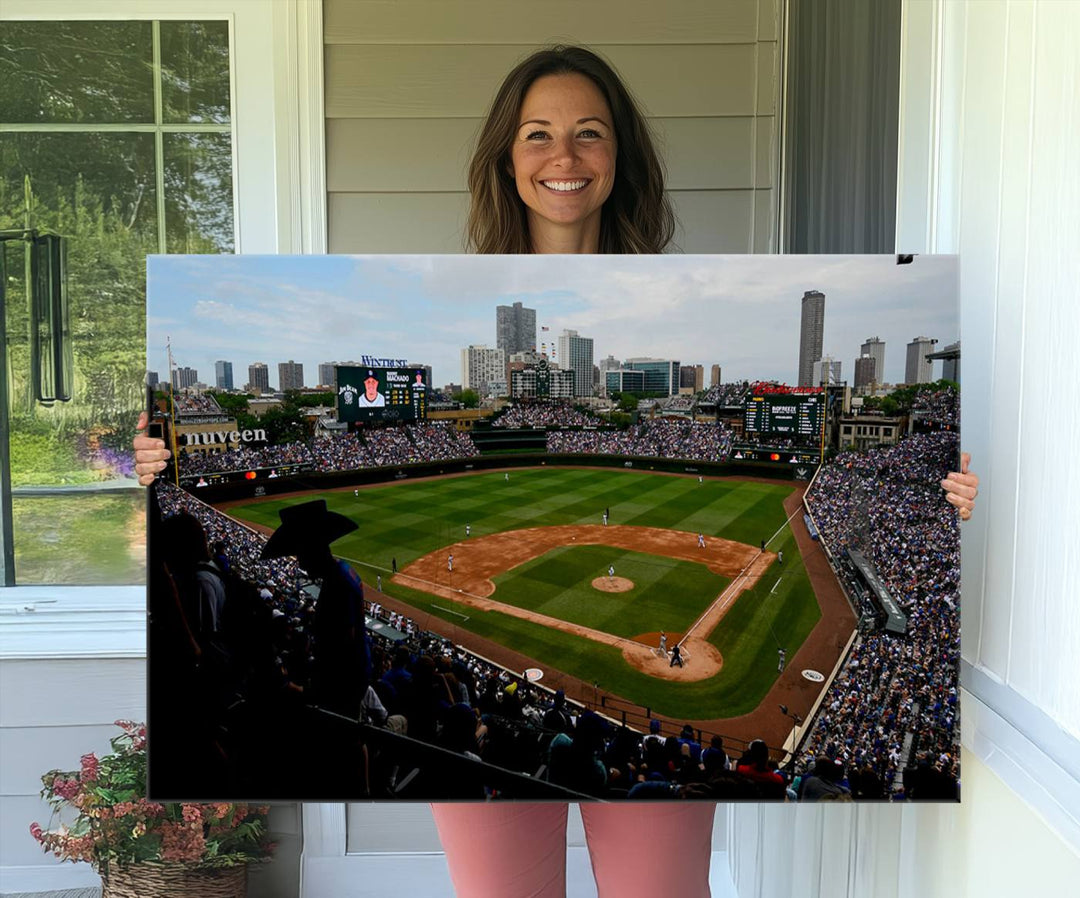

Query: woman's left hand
<box><xmin>941</xmin><ymin>451</ymin><xmax>979</xmax><ymax>521</ymax></box>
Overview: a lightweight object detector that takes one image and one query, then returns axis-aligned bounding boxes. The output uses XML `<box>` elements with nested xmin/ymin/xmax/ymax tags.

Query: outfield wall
<box><xmin>183</xmin><ymin>451</ymin><xmax>804</xmax><ymax>504</ymax></box>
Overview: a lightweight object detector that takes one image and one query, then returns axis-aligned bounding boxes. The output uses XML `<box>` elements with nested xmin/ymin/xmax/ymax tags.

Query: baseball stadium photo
<box><xmin>147</xmin><ymin>254</ymin><xmax>962</xmax><ymax>803</ymax></box>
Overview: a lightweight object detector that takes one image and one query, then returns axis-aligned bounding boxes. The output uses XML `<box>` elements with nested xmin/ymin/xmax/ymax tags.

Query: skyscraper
<box><xmin>461</xmin><ymin>345</ymin><xmax>506</xmax><ymax>396</ymax></box>
<box><xmin>214</xmin><ymin>360</ymin><xmax>234</xmax><ymax>390</ymax></box>
<box><xmin>854</xmin><ymin>355</ymin><xmax>876</xmax><ymax>393</ymax></box>
<box><xmin>860</xmin><ymin>337</ymin><xmax>886</xmax><ymax>386</ymax></box>
<box><xmin>496</xmin><ymin>302</ymin><xmax>537</xmax><ymax>355</ymax></box>
<box><xmin>172</xmin><ymin>367</ymin><xmax>197</xmax><ymax>390</ymax></box>
<box><xmin>710</xmin><ymin>364</ymin><xmax>721</xmax><ymax>387</ymax></box>
<box><xmin>625</xmin><ymin>358</ymin><xmax>680</xmax><ymax>396</ymax></box>
<box><xmin>798</xmin><ymin>290</ymin><xmax>825</xmax><ymax>387</ymax></box>
<box><xmin>557</xmin><ymin>329</ymin><xmax>595</xmax><ymax>399</ymax></box>
<box><xmin>278</xmin><ymin>360</ymin><xmax>304</xmax><ymax>391</ymax></box>
<box><xmin>248</xmin><ymin>362</ymin><xmax>270</xmax><ymax>395</ymax></box>
<box><xmin>318</xmin><ymin>362</ymin><xmax>337</xmax><ymax>388</ymax></box>
<box><xmin>905</xmin><ymin>337</ymin><xmax>937</xmax><ymax>385</ymax></box>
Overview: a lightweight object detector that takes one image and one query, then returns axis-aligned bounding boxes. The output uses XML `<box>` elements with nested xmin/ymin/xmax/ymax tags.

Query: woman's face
<box><xmin>509</xmin><ymin>73</ymin><xmax>616</xmax><ymax>241</ymax></box>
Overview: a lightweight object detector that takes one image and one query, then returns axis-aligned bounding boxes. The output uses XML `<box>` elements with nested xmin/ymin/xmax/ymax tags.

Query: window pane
<box><xmin>12</xmin><ymin>493</ymin><xmax>145</xmax><ymax>585</ymax></box>
<box><xmin>164</xmin><ymin>132</ymin><xmax>235</xmax><ymax>253</ymax></box>
<box><xmin>2</xmin><ymin>132</ymin><xmax>154</xmax><ymax>584</ymax></box>
<box><xmin>0</xmin><ymin>21</ymin><xmax>154</xmax><ymax>124</ymax></box>
<box><xmin>160</xmin><ymin>20</ymin><xmax>232</xmax><ymax>124</ymax></box>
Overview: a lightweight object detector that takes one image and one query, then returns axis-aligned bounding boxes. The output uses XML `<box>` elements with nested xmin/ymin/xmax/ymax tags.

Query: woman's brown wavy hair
<box><xmin>466</xmin><ymin>46</ymin><xmax>675</xmax><ymax>254</ymax></box>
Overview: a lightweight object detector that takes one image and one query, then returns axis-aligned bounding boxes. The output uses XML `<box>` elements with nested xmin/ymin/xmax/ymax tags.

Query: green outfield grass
<box><xmin>226</xmin><ymin>468</ymin><xmax>822</xmax><ymax>718</ymax></box>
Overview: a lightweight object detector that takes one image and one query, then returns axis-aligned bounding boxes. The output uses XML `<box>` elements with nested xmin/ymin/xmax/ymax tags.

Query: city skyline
<box><xmin>148</xmin><ymin>255</ymin><xmax>958</xmax><ymax>391</ymax></box>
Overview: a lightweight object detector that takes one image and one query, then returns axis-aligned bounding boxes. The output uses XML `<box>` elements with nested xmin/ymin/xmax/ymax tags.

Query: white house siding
<box><xmin>324</xmin><ymin>0</ymin><xmax>781</xmax><ymax>253</ymax></box>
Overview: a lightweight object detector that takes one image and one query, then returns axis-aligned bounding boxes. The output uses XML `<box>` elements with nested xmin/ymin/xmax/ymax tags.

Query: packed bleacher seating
<box><xmin>910</xmin><ymin>385</ymin><xmax>960</xmax><ymax>429</ymax></box>
<box><xmin>796</xmin><ymin>429</ymin><xmax>960</xmax><ymax>798</ymax></box>
<box><xmin>547</xmin><ymin>419</ymin><xmax>732</xmax><ymax>463</ymax></box>
<box><xmin>491</xmin><ymin>402</ymin><xmax>604</xmax><ymax>429</ymax></box>
<box><xmin>176</xmin><ymin>423</ymin><xmax>478</xmax><ymax>477</ymax></box>
<box><xmin>407</xmin><ymin>423</ymin><xmax>480</xmax><ymax>460</ymax></box>
<box><xmin>700</xmin><ymin>382</ymin><xmax>751</xmax><ymax>406</ymax></box>
<box><xmin>173</xmin><ymin>392</ymin><xmax>226</xmax><ymax>416</ymax></box>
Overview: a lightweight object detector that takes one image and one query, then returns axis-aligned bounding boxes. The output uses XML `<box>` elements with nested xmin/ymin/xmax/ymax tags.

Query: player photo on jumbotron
<box><xmin>146</xmin><ymin>253</ymin><xmax>962</xmax><ymax>803</ymax></box>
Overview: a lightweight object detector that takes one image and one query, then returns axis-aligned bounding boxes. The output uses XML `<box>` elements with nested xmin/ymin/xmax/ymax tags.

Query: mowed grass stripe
<box><xmin>225</xmin><ymin>468</ymin><xmax>819</xmax><ymax>718</ymax></box>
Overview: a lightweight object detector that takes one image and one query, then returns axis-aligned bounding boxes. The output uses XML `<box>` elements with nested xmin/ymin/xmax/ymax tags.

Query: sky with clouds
<box><xmin>147</xmin><ymin>254</ymin><xmax>958</xmax><ymax>390</ymax></box>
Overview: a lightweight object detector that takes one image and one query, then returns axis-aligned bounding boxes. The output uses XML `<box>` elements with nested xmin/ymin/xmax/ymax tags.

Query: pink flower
<box><xmin>80</xmin><ymin>753</ymin><xmax>99</xmax><ymax>782</ymax></box>
<box><xmin>52</xmin><ymin>778</ymin><xmax>80</xmax><ymax>801</ymax></box>
<box><xmin>181</xmin><ymin>804</ymin><xmax>202</xmax><ymax>824</ymax></box>
<box><xmin>29</xmin><ymin>822</ymin><xmax>43</xmax><ymax>842</ymax></box>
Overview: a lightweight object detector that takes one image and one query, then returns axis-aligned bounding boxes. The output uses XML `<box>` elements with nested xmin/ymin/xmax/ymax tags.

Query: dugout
<box><xmin>846</xmin><ymin>548</ymin><xmax>908</xmax><ymax>634</ymax></box>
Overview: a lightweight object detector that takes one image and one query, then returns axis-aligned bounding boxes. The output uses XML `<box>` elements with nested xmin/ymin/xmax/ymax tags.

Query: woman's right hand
<box><xmin>134</xmin><ymin>411</ymin><xmax>170</xmax><ymax>486</ymax></box>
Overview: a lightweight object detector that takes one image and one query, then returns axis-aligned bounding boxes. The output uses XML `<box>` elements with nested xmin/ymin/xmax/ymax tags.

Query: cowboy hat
<box><xmin>261</xmin><ymin>499</ymin><xmax>357</xmax><ymax>559</ymax></box>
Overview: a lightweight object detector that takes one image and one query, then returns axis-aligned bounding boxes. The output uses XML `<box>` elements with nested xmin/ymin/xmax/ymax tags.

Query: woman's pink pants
<box><xmin>431</xmin><ymin>802</ymin><xmax>715</xmax><ymax>898</ymax></box>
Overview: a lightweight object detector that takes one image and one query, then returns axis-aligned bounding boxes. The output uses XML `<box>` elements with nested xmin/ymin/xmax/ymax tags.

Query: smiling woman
<box><xmin>466</xmin><ymin>46</ymin><xmax>674</xmax><ymax>254</ymax></box>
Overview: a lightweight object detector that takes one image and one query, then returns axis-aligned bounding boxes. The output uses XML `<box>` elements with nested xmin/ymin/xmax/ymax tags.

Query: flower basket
<box><xmin>101</xmin><ymin>862</ymin><xmax>247</xmax><ymax>898</ymax></box>
<box><xmin>31</xmin><ymin>721</ymin><xmax>273</xmax><ymax>890</ymax></box>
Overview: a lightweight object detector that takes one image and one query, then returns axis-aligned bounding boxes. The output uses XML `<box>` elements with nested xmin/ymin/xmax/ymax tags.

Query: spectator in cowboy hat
<box><xmin>262</xmin><ymin>499</ymin><xmax>368</xmax><ymax>718</ymax></box>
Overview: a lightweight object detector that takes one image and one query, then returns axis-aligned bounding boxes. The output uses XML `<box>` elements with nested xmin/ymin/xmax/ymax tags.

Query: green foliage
<box><xmin>459</xmin><ymin>388</ymin><xmax>480</xmax><ymax>408</ymax></box>
<box><xmin>292</xmin><ymin>391</ymin><xmax>334</xmax><ymax>408</ymax></box>
<box><xmin>208</xmin><ymin>391</ymin><xmax>252</xmax><ymax>414</ymax></box>
<box><xmin>258</xmin><ymin>404</ymin><xmax>306</xmax><ymax>445</ymax></box>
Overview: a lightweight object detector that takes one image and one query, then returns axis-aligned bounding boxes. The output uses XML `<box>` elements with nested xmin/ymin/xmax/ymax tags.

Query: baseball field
<box><xmin>225</xmin><ymin>467</ymin><xmax>822</xmax><ymax>721</ymax></box>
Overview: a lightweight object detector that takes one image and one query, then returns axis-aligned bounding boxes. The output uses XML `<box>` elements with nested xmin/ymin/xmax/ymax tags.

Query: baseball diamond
<box><xmin>224</xmin><ymin>466</ymin><xmax>854</xmax><ymax>740</ymax></box>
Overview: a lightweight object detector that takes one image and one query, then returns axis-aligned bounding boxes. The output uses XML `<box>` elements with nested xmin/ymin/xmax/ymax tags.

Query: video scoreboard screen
<box><xmin>336</xmin><ymin>366</ymin><xmax>428</xmax><ymax>423</ymax></box>
<box><xmin>744</xmin><ymin>393</ymin><xmax>822</xmax><ymax>437</ymax></box>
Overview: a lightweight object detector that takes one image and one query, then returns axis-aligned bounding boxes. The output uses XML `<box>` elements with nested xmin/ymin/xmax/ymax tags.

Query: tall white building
<box><xmin>460</xmin><ymin>345</ymin><xmax>506</xmax><ymax>396</ymax></box>
<box><xmin>557</xmin><ymin>329</ymin><xmax>594</xmax><ymax>398</ymax></box>
<box><xmin>905</xmin><ymin>336</ymin><xmax>937</xmax><ymax>385</ymax></box>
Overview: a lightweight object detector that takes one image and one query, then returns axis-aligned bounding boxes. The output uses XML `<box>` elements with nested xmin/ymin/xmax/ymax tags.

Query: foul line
<box><xmin>431</xmin><ymin>604</ymin><xmax>470</xmax><ymax>620</ymax></box>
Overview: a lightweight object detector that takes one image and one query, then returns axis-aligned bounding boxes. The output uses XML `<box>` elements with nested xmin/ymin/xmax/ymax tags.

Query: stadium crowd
<box><xmin>173</xmin><ymin>393</ymin><xmax>226</xmax><ymax>415</ymax></box>
<box><xmin>799</xmin><ymin>425</ymin><xmax>961</xmax><ymax>798</ymax></box>
<box><xmin>176</xmin><ymin>423</ymin><xmax>478</xmax><ymax>477</ymax></box>
<box><xmin>910</xmin><ymin>386</ymin><xmax>961</xmax><ymax>429</ymax></box>
<box><xmin>547</xmin><ymin>419</ymin><xmax>732</xmax><ymax>463</ymax></box>
<box><xmin>700</xmin><ymin>382</ymin><xmax>751</xmax><ymax>407</ymax></box>
<box><xmin>492</xmin><ymin>402</ymin><xmax>603</xmax><ymax>429</ymax></box>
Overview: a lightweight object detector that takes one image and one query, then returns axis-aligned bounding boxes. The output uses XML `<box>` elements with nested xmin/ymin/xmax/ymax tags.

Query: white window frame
<box><xmin>0</xmin><ymin>0</ymin><xmax>326</xmax><ymax>650</ymax></box>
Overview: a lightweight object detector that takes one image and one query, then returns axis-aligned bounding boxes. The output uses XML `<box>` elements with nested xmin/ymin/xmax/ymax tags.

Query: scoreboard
<box><xmin>336</xmin><ymin>366</ymin><xmax>429</xmax><ymax>423</ymax></box>
<box><xmin>744</xmin><ymin>393</ymin><xmax>822</xmax><ymax>437</ymax></box>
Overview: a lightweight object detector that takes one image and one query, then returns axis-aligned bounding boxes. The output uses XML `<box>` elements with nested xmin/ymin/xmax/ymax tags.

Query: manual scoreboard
<box><xmin>744</xmin><ymin>393</ymin><xmax>822</xmax><ymax>436</ymax></box>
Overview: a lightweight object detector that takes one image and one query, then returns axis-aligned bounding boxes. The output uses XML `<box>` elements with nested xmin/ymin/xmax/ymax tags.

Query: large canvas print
<box><xmin>146</xmin><ymin>253</ymin><xmax>961</xmax><ymax>802</ymax></box>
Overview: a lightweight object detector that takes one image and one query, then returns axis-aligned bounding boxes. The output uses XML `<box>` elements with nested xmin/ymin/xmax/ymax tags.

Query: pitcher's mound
<box><xmin>592</xmin><ymin>576</ymin><xmax>634</xmax><ymax>593</ymax></box>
